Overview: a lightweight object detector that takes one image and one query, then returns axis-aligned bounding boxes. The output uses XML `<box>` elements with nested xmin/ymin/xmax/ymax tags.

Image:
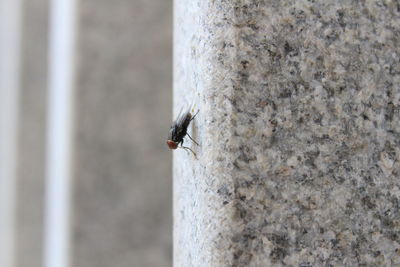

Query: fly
<box><xmin>167</xmin><ymin>108</ymin><xmax>199</xmax><ymax>158</ymax></box>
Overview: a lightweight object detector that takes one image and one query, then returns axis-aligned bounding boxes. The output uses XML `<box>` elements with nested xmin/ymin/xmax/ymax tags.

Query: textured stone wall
<box><xmin>174</xmin><ymin>1</ymin><xmax>400</xmax><ymax>266</ymax></box>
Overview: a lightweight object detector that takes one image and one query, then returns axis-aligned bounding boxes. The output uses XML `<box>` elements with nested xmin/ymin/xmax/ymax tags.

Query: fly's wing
<box><xmin>175</xmin><ymin>106</ymin><xmax>192</xmax><ymax>128</ymax></box>
<box><xmin>174</xmin><ymin>106</ymin><xmax>184</xmax><ymax>122</ymax></box>
<box><xmin>170</xmin><ymin>107</ymin><xmax>192</xmax><ymax>142</ymax></box>
<box><xmin>168</xmin><ymin>106</ymin><xmax>184</xmax><ymax>140</ymax></box>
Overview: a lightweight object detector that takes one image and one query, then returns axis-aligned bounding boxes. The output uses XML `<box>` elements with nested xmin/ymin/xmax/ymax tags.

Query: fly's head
<box><xmin>166</xmin><ymin>139</ymin><xmax>178</xmax><ymax>149</ymax></box>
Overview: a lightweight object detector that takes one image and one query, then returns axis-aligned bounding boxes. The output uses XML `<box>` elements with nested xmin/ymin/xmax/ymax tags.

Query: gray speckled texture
<box><xmin>174</xmin><ymin>0</ymin><xmax>400</xmax><ymax>266</ymax></box>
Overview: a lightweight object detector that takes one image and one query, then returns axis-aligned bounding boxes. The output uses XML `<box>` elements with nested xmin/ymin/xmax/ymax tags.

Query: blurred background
<box><xmin>0</xmin><ymin>0</ymin><xmax>172</xmax><ymax>266</ymax></box>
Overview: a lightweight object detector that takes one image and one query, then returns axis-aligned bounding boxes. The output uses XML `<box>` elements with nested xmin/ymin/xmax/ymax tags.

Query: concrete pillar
<box><xmin>174</xmin><ymin>1</ymin><xmax>400</xmax><ymax>266</ymax></box>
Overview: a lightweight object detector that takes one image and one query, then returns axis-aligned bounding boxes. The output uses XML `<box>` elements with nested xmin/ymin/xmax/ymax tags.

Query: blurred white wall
<box><xmin>0</xmin><ymin>0</ymin><xmax>22</xmax><ymax>266</ymax></box>
<box><xmin>1</xmin><ymin>0</ymin><xmax>172</xmax><ymax>266</ymax></box>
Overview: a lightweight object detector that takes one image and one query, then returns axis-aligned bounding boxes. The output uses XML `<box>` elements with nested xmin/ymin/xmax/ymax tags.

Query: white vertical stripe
<box><xmin>44</xmin><ymin>0</ymin><xmax>77</xmax><ymax>266</ymax></box>
<box><xmin>0</xmin><ymin>0</ymin><xmax>22</xmax><ymax>266</ymax></box>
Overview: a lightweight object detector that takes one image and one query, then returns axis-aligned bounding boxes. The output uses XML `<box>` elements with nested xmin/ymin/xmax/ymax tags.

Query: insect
<box><xmin>167</xmin><ymin>108</ymin><xmax>199</xmax><ymax>157</ymax></box>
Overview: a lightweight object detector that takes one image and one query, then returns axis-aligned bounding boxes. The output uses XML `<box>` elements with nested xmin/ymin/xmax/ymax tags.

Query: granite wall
<box><xmin>174</xmin><ymin>1</ymin><xmax>400</xmax><ymax>266</ymax></box>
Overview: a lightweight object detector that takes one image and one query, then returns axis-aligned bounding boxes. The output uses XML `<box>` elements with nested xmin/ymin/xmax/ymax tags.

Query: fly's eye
<box><xmin>166</xmin><ymin>140</ymin><xmax>178</xmax><ymax>149</ymax></box>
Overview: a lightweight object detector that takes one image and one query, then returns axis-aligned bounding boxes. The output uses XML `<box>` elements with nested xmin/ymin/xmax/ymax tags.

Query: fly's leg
<box><xmin>179</xmin><ymin>136</ymin><xmax>197</xmax><ymax>159</ymax></box>
<box><xmin>180</xmin><ymin>139</ymin><xmax>197</xmax><ymax>158</ymax></box>
<box><xmin>186</xmin><ymin>133</ymin><xmax>199</xmax><ymax>146</ymax></box>
<box><xmin>181</xmin><ymin>145</ymin><xmax>197</xmax><ymax>159</ymax></box>
<box><xmin>188</xmin><ymin>109</ymin><xmax>200</xmax><ymax>146</ymax></box>
<box><xmin>190</xmin><ymin>110</ymin><xmax>199</xmax><ymax>121</ymax></box>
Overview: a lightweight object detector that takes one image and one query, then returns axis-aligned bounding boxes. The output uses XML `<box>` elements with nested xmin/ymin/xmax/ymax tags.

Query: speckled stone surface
<box><xmin>174</xmin><ymin>1</ymin><xmax>400</xmax><ymax>266</ymax></box>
